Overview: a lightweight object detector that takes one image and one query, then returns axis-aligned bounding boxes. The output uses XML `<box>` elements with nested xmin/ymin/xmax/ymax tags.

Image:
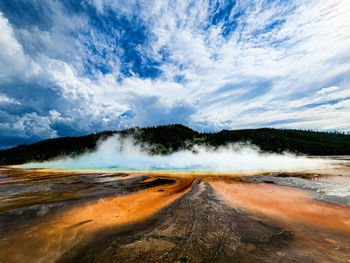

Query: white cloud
<box><xmin>1</xmin><ymin>0</ymin><xmax>350</xmax><ymax>144</ymax></box>
<box><xmin>12</xmin><ymin>112</ymin><xmax>57</xmax><ymax>139</ymax></box>
<box><xmin>317</xmin><ymin>86</ymin><xmax>339</xmax><ymax>95</ymax></box>
<box><xmin>0</xmin><ymin>13</ymin><xmax>41</xmax><ymax>80</ymax></box>
<box><xmin>0</xmin><ymin>93</ymin><xmax>20</xmax><ymax>104</ymax></box>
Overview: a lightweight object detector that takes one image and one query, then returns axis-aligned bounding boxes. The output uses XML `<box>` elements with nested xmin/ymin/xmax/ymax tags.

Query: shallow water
<box><xmin>0</xmin><ymin>167</ymin><xmax>350</xmax><ymax>262</ymax></box>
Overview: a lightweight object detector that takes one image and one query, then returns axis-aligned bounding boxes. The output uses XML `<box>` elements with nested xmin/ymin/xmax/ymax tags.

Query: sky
<box><xmin>0</xmin><ymin>0</ymin><xmax>350</xmax><ymax>148</ymax></box>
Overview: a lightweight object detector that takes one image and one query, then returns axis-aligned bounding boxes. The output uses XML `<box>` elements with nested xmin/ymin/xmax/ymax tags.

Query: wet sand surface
<box><xmin>0</xmin><ymin>165</ymin><xmax>350</xmax><ymax>262</ymax></box>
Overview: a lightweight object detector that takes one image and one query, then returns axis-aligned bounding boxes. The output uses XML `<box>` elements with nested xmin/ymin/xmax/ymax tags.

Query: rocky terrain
<box><xmin>1</xmin><ymin>167</ymin><xmax>350</xmax><ymax>262</ymax></box>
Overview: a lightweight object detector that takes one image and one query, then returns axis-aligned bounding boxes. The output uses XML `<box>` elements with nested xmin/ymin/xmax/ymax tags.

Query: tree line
<box><xmin>1</xmin><ymin>124</ymin><xmax>350</xmax><ymax>165</ymax></box>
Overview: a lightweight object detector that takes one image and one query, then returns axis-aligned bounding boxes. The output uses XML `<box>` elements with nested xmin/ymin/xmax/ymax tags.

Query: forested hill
<box><xmin>1</xmin><ymin>124</ymin><xmax>350</xmax><ymax>165</ymax></box>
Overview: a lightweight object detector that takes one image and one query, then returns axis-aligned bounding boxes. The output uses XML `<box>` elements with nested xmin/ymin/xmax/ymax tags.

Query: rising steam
<box><xmin>20</xmin><ymin>135</ymin><xmax>336</xmax><ymax>173</ymax></box>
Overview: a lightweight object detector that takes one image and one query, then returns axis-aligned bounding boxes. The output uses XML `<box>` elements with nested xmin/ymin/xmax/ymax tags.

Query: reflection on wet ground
<box><xmin>317</xmin><ymin>174</ymin><xmax>350</xmax><ymax>186</ymax></box>
<box><xmin>0</xmin><ymin>167</ymin><xmax>350</xmax><ymax>262</ymax></box>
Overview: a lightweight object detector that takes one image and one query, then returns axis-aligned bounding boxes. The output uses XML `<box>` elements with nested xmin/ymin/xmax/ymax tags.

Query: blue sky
<box><xmin>0</xmin><ymin>0</ymin><xmax>350</xmax><ymax>148</ymax></box>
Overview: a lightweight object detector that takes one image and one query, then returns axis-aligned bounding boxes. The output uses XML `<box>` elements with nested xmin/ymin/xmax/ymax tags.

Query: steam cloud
<box><xmin>20</xmin><ymin>135</ymin><xmax>336</xmax><ymax>173</ymax></box>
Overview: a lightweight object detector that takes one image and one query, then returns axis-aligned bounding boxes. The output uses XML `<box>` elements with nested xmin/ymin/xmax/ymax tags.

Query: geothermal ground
<box><xmin>1</xmin><ymin>159</ymin><xmax>350</xmax><ymax>262</ymax></box>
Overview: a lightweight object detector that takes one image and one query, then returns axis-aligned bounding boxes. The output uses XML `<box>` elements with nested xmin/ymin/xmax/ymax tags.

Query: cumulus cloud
<box><xmin>0</xmin><ymin>12</ymin><xmax>40</xmax><ymax>80</ymax></box>
<box><xmin>0</xmin><ymin>93</ymin><xmax>20</xmax><ymax>104</ymax></box>
<box><xmin>0</xmin><ymin>0</ymin><xmax>350</xmax><ymax>147</ymax></box>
